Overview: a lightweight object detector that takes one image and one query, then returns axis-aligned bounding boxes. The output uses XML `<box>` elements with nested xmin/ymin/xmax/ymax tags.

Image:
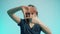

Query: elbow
<box><xmin>7</xmin><ymin>10</ymin><xmax>10</xmax><ymax>14</ymax></box>
<box><xmin>48</xmin><ymin>32</ymin><xmax>52</xmax><ymax>34</ymax></box>
<box><xmin>7</xmin><ymin>10</ymin><xmax>9</xmax><ymax>14</ymax></box>
<box><xmin>7</xmin><ymin>11</ymin><xmax>12</xmax><ymax>17</ymax></box>
<box><xmin>44</xmin><ymin>30</ymin><xmax>52</xmax><ymax>34</ymax></box>
<box><xmin>7</xmin><ymin>10</ymin><xmax>12</xmax><ymax>15</ymax></box>
<box><xmin>46</xmin><ymin>31</ymin><xmax>52</xmax><ymax>34</ymax></box>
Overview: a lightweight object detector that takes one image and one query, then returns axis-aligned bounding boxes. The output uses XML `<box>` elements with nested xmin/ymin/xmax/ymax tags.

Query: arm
<box><xmin>32</xmin><ymin>17</ymin><xmax>52</xmax><ymax>34</ymax></box>
<box><xmin>37</xmin><ymin>20</ymin><xmax>52</xmax><ymax>34</ymax></box>
<box><xmin>7</xmin><ymin>6</ymin><xmax>22</xmax><ymax>23</ymax></box>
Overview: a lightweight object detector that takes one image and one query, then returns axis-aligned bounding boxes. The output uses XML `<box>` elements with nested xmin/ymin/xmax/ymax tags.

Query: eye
<box><xmin>25</xmin><ymin>13</ymin><xmax>30</xmax><ymax>17</ymax></box>
<box><xmin>26</xmin><ymin>13</ymin><xmax>30</xmax><ymax>15</ymax></box>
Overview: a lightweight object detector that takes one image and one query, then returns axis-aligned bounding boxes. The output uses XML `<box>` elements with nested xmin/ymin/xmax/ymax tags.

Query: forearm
<box><xmin>37</xmin><ymin>20</ymin><xmax>51</xmax><ymax>34</ymax></box>
<box><xmin>7</xmin><ymin>6</ymin><xmax>22</xmax><ymax>15</ymax></box>
<box><xmin>7</xmin><ymin>6</ymin><xmax>22</xmax><ymax>23</ymax></box>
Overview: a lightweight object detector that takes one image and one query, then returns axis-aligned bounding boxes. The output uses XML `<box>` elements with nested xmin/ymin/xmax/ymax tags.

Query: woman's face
<box><xmin>23</xmin><ymin>6</ymin><xmax>37</xmax><ymax>21</ymax></box>
<box><xmin>23</xmin><ymin>11</ymin><xmax>37</xmax><ymax>23</ymax></box>
<box><xmin>24</xmin><ymin>11</ymin><xmax>37</xmax><ymax>19</ymax></box>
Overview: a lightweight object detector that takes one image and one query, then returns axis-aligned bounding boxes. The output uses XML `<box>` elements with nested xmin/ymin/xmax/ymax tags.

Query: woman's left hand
<box><xmin>32</xmin><ymin>16</ymin><xmax>40</xmax><ymax>24</ymax></box>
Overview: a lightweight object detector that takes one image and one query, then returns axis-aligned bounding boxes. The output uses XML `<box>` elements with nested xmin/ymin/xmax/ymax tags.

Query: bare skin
<box><xmin>7</xmin><ymin>6</ymin><xmax>52</xmax><ymax>34</ymax></box>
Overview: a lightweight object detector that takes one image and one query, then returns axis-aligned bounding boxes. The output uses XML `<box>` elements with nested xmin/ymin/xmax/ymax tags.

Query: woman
<box><xmin>7</xmin><ymin>5</ymin><xmax>52</xmax><ymax>34</ymax></box>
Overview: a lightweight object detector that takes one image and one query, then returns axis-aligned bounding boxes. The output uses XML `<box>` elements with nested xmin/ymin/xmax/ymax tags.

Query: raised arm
<box><xmin>38</xmin><ymin>20</ymin><xmax>52</xmax><ymax>34</ymax></box>
<box><xmin>7</xmin><ymin>6</ymin><xmax>22</xmax><ymax>23</ymax></box>
<box><xmin>32</xmin><ymin>16</ymin><xmax>52</xmax><ymax>34</ymax></box>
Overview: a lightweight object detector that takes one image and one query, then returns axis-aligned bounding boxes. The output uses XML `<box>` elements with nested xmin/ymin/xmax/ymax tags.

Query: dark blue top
<box><xmin>18</xmin><ymin>19</ymin><xmax>42</xmax><ymax>34</ymax></box>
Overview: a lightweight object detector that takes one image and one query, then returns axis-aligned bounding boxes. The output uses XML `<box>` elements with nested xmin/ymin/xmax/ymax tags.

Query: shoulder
<box><xmin>18</xmin><ymin>19</ymin><xmax>25</xmax><ymax>26</ymax></box>
<box><xmin>19</xmin><ymin>19</ymin><xmax>25</xmax><ymax>23</ymax></box>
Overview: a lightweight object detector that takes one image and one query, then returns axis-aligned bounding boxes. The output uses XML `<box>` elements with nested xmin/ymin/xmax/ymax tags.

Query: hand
<box><xmin>32</xmin><ymin>16</ymin><xmax>39</xmax><ymax>24</ymax></box>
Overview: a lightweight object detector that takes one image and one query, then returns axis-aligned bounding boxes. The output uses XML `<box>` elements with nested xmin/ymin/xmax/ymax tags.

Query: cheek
<box><xmin>33</xmin><ymin>14</ymin><xmax>36</xmax><ymax>17</ymax></box>
<box><xmin>30</xmin><ymin>15</ymin><xmax>33</xmax><ymax>17</ymax></box>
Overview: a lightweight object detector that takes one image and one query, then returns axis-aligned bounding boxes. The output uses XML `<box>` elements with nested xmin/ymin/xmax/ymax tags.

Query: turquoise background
<box><xmin>0</xmin><ymin>0</ymin><xmax>60</xmax><ymax>34</ymax></box>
